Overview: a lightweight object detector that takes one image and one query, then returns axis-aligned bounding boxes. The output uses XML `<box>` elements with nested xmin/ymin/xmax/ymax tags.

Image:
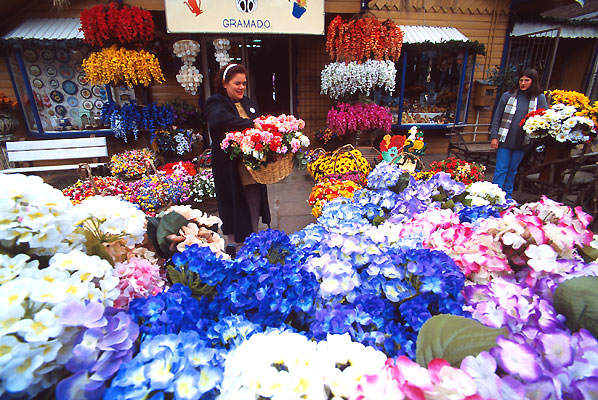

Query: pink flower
<box><xmin>113</xmin><ymin>258</ymin><xmax>166</xmax><ymax>308</ymax></box>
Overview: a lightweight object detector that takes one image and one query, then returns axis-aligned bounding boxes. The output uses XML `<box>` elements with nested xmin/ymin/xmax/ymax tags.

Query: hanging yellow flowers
<box><xmin>83</xmin><ymin>46</ymin><xmax>165</xmax><ymax>87</ymax></box>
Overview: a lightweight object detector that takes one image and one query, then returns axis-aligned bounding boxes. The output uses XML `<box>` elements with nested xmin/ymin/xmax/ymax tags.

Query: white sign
<box><xmin>165</xmin><ymin>0</ymin><xmax>324</xmax><ymax>35</ymax></box>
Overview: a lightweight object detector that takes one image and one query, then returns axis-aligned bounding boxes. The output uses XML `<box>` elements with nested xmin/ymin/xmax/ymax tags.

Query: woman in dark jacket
<box><xmin>205</xmin><ymin>63</ymin><xmax>270</xmax><ymax>253</ymax></box>
<box><xmin>489</xmin><ymin>68</ymin><xmax>548</xmax><ymax>198</ymax></box>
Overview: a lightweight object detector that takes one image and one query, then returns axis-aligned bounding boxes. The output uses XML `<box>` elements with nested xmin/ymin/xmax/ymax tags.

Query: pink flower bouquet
<box><xmin>327</xmin><ymin>102</ymin><xmax>392</xmax><ymax>137</ymax></box>
<box><xmin>221</xmin><ymin>114</ymin><xmax>310</xmax><ymax>170</ymax></box>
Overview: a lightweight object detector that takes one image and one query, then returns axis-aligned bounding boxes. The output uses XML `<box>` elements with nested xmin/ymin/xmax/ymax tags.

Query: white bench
<box><xmin>0</xmin><ymin>137</ymin><xmax>108</xmax><ymax>174</ymax></box>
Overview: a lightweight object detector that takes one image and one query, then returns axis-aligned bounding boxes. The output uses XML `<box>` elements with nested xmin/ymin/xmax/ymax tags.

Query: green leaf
<box><xmin>441</xmin><ymin>199</ymin><xmax>455</xmax><ymax>209</ymax></box>
<box><xmin>80</xmin><ymin>227</ymin><xmax>114</xmax><ymax>266</ymax></box>
<box><xmin>553</xmin><ymin>276</ymin><xmax>598</xmax><ymax>339</ymax></box>
<box><xmin>416</xmin><ymin>314</ymin><xmax>507</xmax><ymax>367</ymax></box>
<box><xmin>388</xmin><ymin>172</ymin><xmax>411</xmax><ymax>195</ymax></box>
<box><xmin>157</xmin><ymin>212</ymin><xmax>189</xmax><ymax>255</ymax></box>
<box><xmin>577</xmin><ymin>245</ymin><xmax>598</xmax><ymax>263</ymax></box>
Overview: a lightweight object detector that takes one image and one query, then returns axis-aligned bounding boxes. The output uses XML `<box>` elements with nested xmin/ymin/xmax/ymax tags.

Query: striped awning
<box><xmin>511</xmin><ymin>21</ymin><xmax>598</xmax><ymax>38</ymax></box>
<box><xmin>399</xmin><ymin>25</ymin><xmax>470</xmax><ymax>44</ymax></box>
<box><xmin>2</xmin><ymin>18</ymin><xmax>83</xmax><ymax>41</ymax></box>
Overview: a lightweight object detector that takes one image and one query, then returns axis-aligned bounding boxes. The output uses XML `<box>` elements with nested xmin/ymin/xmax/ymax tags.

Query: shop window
<box><xmin>6</xmin><ymin>45</ymin><xmax>117</xmax><ymax>136</ymax></box>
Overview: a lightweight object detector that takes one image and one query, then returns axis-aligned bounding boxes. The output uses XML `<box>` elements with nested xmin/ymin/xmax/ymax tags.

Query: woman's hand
<box><xmin>254</xmin><ymin>121</ymin><xmax>262</xmax><ymax>130</ymax></box>
<box><xmin>491</xmin><ymin>138</ymin><xmax>499</xmax><ymax>149</ymax></box>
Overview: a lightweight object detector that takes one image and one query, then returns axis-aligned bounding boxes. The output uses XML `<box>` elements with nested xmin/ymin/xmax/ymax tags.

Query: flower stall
<box><xmin>2</xmin><ymin>155</ymin><xmax>598</xmax><ymax>399</ymax></box>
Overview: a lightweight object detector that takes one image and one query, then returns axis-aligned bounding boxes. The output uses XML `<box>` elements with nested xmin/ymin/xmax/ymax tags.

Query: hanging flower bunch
<box><xmin>83</xmin><ymin>47</ymin><xmax>165</xmax><ymax>87</ymax></box>
<box><xmin>522</xmin><ymin>103</ymin><xmax>595</xmax><ymax>144</ymax></box>
<box><xmin>307</xmin><ymin>148</ymin><xmax>371</xmax><ymax>182</ymax></box>
<box><xmin>221</xmin><ymin>114</ymin><xmax>310</xmax><ymax>169</ymax></box>
<box><xmin>321</xmin><ymin>60</ymin><xmax>396</xmax><ymax>100</ymax></box>
<box><xmin>327</xmin><ymin>102</ymin><xmax>392</xmax><ymax>137</ymax></box>
<box><xmin>109</xmin><ymin>148</ymin><xmax>156</xmax><ymax>179</ymax></box>
<box><xmin>309</xmin><ymin>178</ymin><xmax>362</xmax><ymax>217</ymax></box>
<box><xmin>62</xmin><ymin>176</ymin><xmax>130</xmax><ymax>204</ymax></box>
<box><xmin>326</xmin><ymin>16</ymin><xmax>404</xmax><ymax>63</ymax></box>
<box><xmin>80</xmin><ymin>2</ymin><xmax>155</xmax><ymax>47</ymax></box>
<box><xmin>428</xmin><ymin>157</ymin><xmax>486</xmax><ymax>185</ymax></box>
<box><xmin>102</xmin><ymin>101</ymin><xmax>174</xmax><ymax>142</ymax></box>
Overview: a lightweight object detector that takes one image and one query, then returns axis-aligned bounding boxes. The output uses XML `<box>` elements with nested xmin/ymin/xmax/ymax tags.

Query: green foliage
<box><xmin>553</xmin><ymin>276</ymin><xmax>598</xmax><ymax>339</ymax></box>
<box><xmin>167</xmin><ymin>264</ymin><xmax>215</xmax><ymax>299</ymax></box>
<box><xmin>416</xmin><ymin>314</ymin><xmax>507</xmax><ymax>367</ymax></box>
<box><xmin>156</xmin><ymin>211</ymin><xmax>189</xmax><ymax>256</ymax></box>
<box><xmin>388</xmin><ymin>172</ymin><xmax>412</xmax><ymax>194</ymax></box>
<box><xmin>487</xmin><ymin>64</ymin><xmax>522</xmax><ymax>94</ymax></box>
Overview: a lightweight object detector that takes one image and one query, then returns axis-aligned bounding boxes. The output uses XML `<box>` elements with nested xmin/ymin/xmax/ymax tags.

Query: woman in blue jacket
<box><xmin>489</xmin><ymin>68</ymin><xmax>548</xmax><ymax>198</ymax></box>
<box><xmin>205</xmin><ymin>63</ymin><xmax>270</xmax><ymax>255</ymax></box>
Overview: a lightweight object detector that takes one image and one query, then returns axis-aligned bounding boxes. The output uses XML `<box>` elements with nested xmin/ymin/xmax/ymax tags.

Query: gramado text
<box><xmin>222</xmin><ymin>18</ymin><xmax>271</xmax><ymax>29</ymax></box>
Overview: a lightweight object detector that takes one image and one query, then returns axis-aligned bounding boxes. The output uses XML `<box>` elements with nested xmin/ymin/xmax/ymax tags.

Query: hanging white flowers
<box><xmin>173</xmin><ymin>39</ymin><xmax>203</xmax><ymax>95</ymax></box>
<box><xmin>320</xmin><ymin>60</ymin><xmax>397</xmax><ymax>100</ymax></box>
<box><xmin>213</xmin><ymin>38</ymin><xmax>231</xmax><ymax>68</ymax></box>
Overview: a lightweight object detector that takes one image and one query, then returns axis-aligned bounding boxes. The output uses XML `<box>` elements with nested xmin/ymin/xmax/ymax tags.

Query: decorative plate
<box><xmin>29</xmin><ymin>64</ymin><xmax>41</xmax><ymax>76</ymax></box>
<box><xmin>23</xmin><ymin>49</ymin><xmax>37</xmax><ymax>62</ymax></box>
<box><xmin>74</xmin><ymin>62</ymin><xmax>84</xmax><ymax>73</ymax></box>
<box><xmin>80</xmin><ymin>88</ymin><xmax>92</xmax><ymax>99</ymax></box>
<box><xmin>32</xmin><ymin>78</ymin><xmax>44</xmax><ymax>89</ymax></box>
<box><xmin>82</xmin><ymin>100</ymin><xmax>93</xmax><ymax>111</ymax></box>
<box><xmin>69</xmin><ymin>108</ymin><xmax>79</xmax><ymax>120</ymax></box>
<box><xmin>49</xmin><ymin>79</ymin><xmax>60</xmax><ymax>89</ymax></box>
<box><xmin>77</xmin><ymin>75</ymin><xmax>88</xmax><ymax>85</ymax></box>
<box><xmin>71</xmin><ymin>50</ymin><xmax>83</xmax><ymax>62</ymax></box>
<box><xmin>67</xmin><ymin>96</ymin><xmax>78</xmax><ymax>107</ymax></box>
<box><xmin>94</xmin><ymin>99</ymin><xmax>105</xmax><ymax>110</ymax></box>
<box><xmin>56</xmin><ymin>49</ymin><xmax>70</xmax><ymax>63</ymax></box>
<box><xmin>45</xmin><ymin>65</ymin><xmax>57</xmax><ymax>77</ymax></box>
<box><xmin>62</xmin><ymin>80</ymin><xmax>77</xmax><ymax>95</ymax></box>
<box><xmin>58</xmin><ymin>65</ymin><xmax>74</xmax><ymax>79</ymax></box>
<box><xmin>40</xmin><ymin>49</ymin><xmax>54</xmax><ymax>62</ymax></box>
<box><xmin>50</xmin><ymin>90</ymin><xmax>64</xmax><ymax>103</ymax></box>
<box><xmin>55</xmin><ymin>105</ymin><xmax>67</xmax><ymax>116</ymax></box>
<box><xmin>91</xmin><ymin>85</ymin><xmax>103</xmax><ymax>98</ymax></box>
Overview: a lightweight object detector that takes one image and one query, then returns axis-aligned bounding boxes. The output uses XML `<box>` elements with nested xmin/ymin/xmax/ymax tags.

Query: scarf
<box><xmin>498</xmin><ymin>93</ymin><xmax>538</xmax><ymax>143</ymax></box>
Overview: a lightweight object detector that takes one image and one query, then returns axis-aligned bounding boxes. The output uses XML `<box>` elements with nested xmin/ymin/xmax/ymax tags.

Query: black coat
<box><xmin>205</xmin><ymin>93</ymin><xmax>271</xmax><ymax>243</ymax></box>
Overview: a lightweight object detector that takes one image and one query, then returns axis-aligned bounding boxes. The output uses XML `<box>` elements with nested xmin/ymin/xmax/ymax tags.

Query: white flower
<box><xmin>76</xmin><ymin>196</ymin><xmax>146</xmax><ymax>246</ymax></box>
<box><xmin>0</xmin><ymin>351</ymin><xmax>44</xmax><ymax>393</ymax></box>
<box><xmin>525</xmin><ymin>244</ymin><xmax>558</xmax><ymax>272</ymax></box>
<box><xmin>0</xmin><ymin>335</ymin><xmax>29</xmax><ymax>367</ymax></box>
<box><xmin>13</xmin><ymin>309</ymin><xmax>63</xmax><ymax>342</ymax></box>
<box><xmin>0</xmin><ymin>254</ymin><xmax>38</xmax><ymax>284</ymax></box>
<box><xmin>321</xmin><ymin>60</ymin><xmax>396</xmax><ymax>99</ymax></box>
<box><xmin>0</xmin><ymin>174</ymin><xmax>84</xmax><ymax>255</ymax></box>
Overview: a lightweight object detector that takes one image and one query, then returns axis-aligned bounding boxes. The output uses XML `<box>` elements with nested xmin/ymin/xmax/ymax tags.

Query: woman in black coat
<box><xmin>205</xmin><ymin>63</ymin><xmax>271</xmax><ymax>252</ymax></box>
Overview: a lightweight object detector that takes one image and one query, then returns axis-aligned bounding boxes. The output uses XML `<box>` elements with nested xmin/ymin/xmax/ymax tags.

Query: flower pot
<box><xmin>0</xmin><ymin>113</ymin><xmax>18</xmax><ymax>137</ymax></box>
<box><xmin>292</xmin><ymin>2</ymin><xmax>306</xmax><ymax>18</ymax></box>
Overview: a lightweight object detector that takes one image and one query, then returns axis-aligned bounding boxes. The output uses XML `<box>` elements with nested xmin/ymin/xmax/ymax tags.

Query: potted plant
<box><xmin>0</xmin><ymin>92</ymin><xmax>18</xmax><ymax>138</ymax></box>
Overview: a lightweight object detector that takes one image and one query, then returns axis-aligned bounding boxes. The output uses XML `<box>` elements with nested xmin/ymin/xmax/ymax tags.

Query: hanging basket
<box><xmin>246</xmin><ymin>153</ymin><xmax>294</xmax><ymax>184</ymax></box>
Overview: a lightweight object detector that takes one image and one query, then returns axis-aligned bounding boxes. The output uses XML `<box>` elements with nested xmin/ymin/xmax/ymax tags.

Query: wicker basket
<box><xmin>247</xmin><ymin>153</ymin><xmax>294</xmax><ymax>184</ymax></box>
<box><xmin>238</xmin><ymin>161</ymin><xmax>257</xmax><ymax>185</ymax></box>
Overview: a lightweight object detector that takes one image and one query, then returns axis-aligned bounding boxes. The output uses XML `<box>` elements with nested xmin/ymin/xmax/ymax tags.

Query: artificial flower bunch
<box><xmin>109</xmin><ymin>148</ymin><xmax>156</xmax><ymax>179</ymax></box>
<box><xmin>308</xmin><ymin>177</ymin><xmax>362</xmax><ymax>217</ymax></box>
<box><xmin>327</xmin><ymin>102</ymin><xmax>392</xmax><ymax>137</ymax></box>
<box><xmin>521</xmin><ymin>103</ymin><xmax>595</xmax><ymax>144</ymax></box>
<box><xmin>321</xmin><ymin>60</ymin><xmax>396</xmax><ymax>100</ymax></box>
<box><xmin>62</xmin><ymin>176</ymin><xmax>130</xmax><ymax>204</ymax></box>
<box><xmin>196</xmin><ymin>149</ymin><xmax>212</xmax><ymax>168</ymax></box>
<box><xmin>83</xmin><ymin>46</ymin><xmax>165</xmax><ymax>87</ymax></box>
<box><xmin>165</xmin><ymin>98</ymin><xmax>202</xmax><ymax>128</ymax></box>
<box><xmin>125</xmin><ymin>172</ymin><xmax>174</xmax><ymax>214</ymax></box>
<box><xmin>325</xmin><ymin>16</ymin><xmax>404</xmax><ymax>63</ymax></box>
<box><xmin>191</xmin><ymin>169</ymin><xmax>216</xmax><ymax>202</ymax></box>
<box><xmin>151</xmin><ymin>128</ymin><xmax>195</xmax><ymax>155</ymax></box>
<box><xmin>428</xmin><ymin>157</ymin><xmax>486</xmax><ymax>185</ymax></box>
<box><xmin>307</xmin><ymin>147</ymin><xmax>372</xmax><ymax>182</ymax></box>
<box><xmin>80</xmin><ymin>3</ymin><xmax>155</xmax><ymax>47</ymax></box>
<box><xmin>221</xmin><ymin>114</ymin><xmax>310</xmax><ymax>169</ymax></box>
<box><xmin>157</xmin><ymin>161</ymin><xmax>197</xmax><ymax>203</ymax></box>
<box><xmin>101</xmin><ymin>101</ymin><xmax>174</xmax><ymax>142</ymax></box>
<box><xmin>314</xmin><ymin>127</ymin><xmax>339</xmax><ymax>144</ymax></box>
<box><xmin>549</xmin><ymin>89</ymin><xmax>591</xmax><ymax>111</ymax></box>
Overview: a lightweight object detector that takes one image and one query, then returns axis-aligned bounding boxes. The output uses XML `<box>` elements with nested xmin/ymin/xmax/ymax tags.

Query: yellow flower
<box><xmin>83</xmin><ymin>47</ymin><xmax>165</xmax><ymax>87</ymax></box>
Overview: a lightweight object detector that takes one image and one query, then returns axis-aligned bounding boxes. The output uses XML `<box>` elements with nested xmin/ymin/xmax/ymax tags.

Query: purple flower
<box><xmin>59</xmin><ymin>301</ymin><xmax>106</xmax><ymax>328</ymax></box>
<box><xmin>539</xmin><ymin>332</ymin><xmax>574</xmax><ymax>369</ymax></box>
<box><xmin>491</xmin><ymin>335</ymin><xmax>542</xmax><ymax>382</ymax></box>
<box><xmin>571</xmin><ymin>377</ymin><xmax>598</xmax><ymax>400</ymax></box>
<box><xmin>523</xmin><ymin>376</ymin><xmax>558</xmax><ymax>400</ymax></box>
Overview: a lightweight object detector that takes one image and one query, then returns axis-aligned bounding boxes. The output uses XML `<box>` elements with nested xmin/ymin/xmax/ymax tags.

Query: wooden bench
<box><xmin>0</xmin><ymin>137</ymin><xmax>108</xmax><ymax>174</ymax></box>
<box><xmin>447</xmin><ymin>124</ymin><xmax>495</xmax><ymax>166</ymax></box>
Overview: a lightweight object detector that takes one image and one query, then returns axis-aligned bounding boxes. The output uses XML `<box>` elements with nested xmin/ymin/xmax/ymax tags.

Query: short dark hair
<box><xmin>511</xmin><ymin>68</ymin><xmax>543</xmax><ymax>97</ymax></box>
<box><xmin>214</xmin><ymin>63</ymin><xmax>248</xmax><ymax>96</ymax></box>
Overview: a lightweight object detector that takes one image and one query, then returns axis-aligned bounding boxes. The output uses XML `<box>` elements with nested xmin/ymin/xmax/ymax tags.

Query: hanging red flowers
<box><xmin>326</xmin><ymin>16</ymin><xmax>404</xmax><ymax>63</ymax></box>
<box><xmin>80</xmin><ymin>3</ymin><xmax>155</xmax><ymax>47</ymax></box>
